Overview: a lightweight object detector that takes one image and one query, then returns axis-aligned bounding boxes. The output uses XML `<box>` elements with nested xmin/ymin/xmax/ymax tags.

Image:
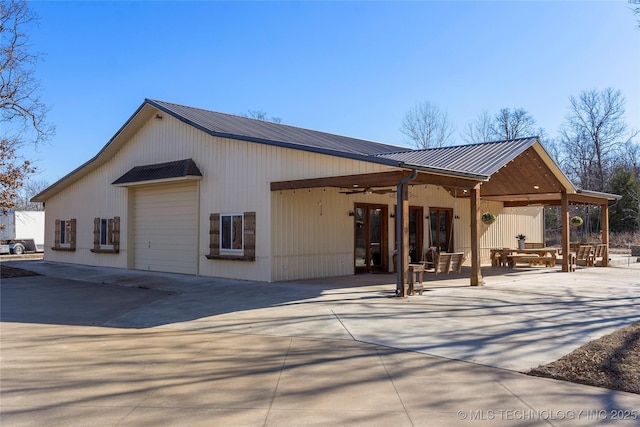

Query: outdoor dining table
<box><xmin>490</xmin><ymin>247</ymin><xmax>558</xmax><ymax>267</ymax></box>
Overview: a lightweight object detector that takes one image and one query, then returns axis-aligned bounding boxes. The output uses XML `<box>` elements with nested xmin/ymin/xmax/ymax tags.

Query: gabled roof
<box><xmin>148</xmin><ymin>99</ymin><xmax>404</xmax><ymax>156</ymax></box>
<box><xmin>33</xmin><ymin>99</ymin><xmax>610</xmax><ymax>204</ymax></box>
<box><xmin>376</xmin><ymin>137</ymin><xmax>538</xmax><ymax>177</ymax></box>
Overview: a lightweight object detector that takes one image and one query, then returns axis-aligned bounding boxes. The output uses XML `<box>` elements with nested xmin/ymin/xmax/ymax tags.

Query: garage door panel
<box><xmin>134</xmin><ymin>182</ymin><xmax>198</xmax><ymax>275</ymax></box>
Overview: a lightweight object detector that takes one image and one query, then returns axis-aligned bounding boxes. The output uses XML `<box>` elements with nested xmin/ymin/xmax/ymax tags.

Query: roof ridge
<box><xmin>146</xmin><ymin>98</ymin><xmax>405</xmax><ymax>150</ymax></box>
<box><xmin>375</xmin><ymin>136</ymin><xmax>539</xmax><ymax>157</ymax></box>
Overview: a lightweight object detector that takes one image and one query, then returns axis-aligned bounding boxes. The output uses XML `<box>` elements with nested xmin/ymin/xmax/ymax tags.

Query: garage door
<box><xmin>134</xmin><ymin>181</ymin><xmax>198</xmax><ymax>275</ymax></box>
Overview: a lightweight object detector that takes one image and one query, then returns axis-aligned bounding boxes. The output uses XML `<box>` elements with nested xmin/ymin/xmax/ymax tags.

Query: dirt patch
<box><xmin>0</xmin><ymin>265</ymin><xmax>41</xmax><ymax>279</ymax></box>
<box><xmin>528</xmin><ymin>322</ymin><xmax>640</xmax><ymax>394</ymax></box>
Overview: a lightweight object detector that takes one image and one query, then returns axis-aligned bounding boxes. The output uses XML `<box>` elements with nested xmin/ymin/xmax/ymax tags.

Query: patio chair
<box><xmin>524</xmin><ymin>242</ymin><xmax>544</xmax><ymax>249</ymax></box>
<box><xmin>449</xmin><ymin>252</ymin><xmax>465</xmax><ymax>273</ymax></box>
<box><xmin>593</xmin><ymin>244</ymin><xmax>607</xmax><ymax>266</ymax></box>
<box><xmin>575</xmin><ymin>245</ymin><xmax>595</xmax><ymax>267</ymax></box>
<box><xmin>422</xmin><ymin>252</ymin><xmax>453</xmax><ymax>275</ymax></box>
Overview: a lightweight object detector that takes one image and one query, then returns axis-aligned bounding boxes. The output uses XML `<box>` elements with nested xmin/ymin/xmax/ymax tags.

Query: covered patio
<box><xmin>271</xmin><ymin>138</ymin><xmax>619</xmax><ymax>294</ymax></box>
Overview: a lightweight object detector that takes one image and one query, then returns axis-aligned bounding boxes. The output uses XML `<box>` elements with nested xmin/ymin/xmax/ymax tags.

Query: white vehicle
<box><xmin>0</xmin><ymin>211</ymin><xmax>45</xmax><ymax>255</ymax></box>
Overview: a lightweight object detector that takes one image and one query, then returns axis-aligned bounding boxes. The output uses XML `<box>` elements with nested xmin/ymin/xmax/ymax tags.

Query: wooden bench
<box><xmin>407</xmin><ymin>252</ymin><xmax>465</xmax><ymax>295</ymax></box>
<box><xmin>507</xmin><ymin>254</ymin><xmax>555</xmax><ymax>268</ymax></box>
<box><xmin>575</xmin><ymin>245</ymin><xmax>595</xmax><ymax>266</ymax></box>
<box><xmin>593</xmin><ymin>244</ymin><xmax>607</xmax><ymax>266</ymax></box>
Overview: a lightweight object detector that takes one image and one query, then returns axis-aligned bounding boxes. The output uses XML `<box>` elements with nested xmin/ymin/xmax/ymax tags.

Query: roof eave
<box><xmin>576</xmin><ymin>188</ymin><xmax>621</xmax><ymax>201</ymax></box>
<box><xmin>31</xmin><ymin>101</ymin><xmax>155</xmax><ymax>202</ymax></box>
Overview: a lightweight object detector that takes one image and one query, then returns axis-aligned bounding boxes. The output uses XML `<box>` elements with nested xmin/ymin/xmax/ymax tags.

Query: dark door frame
<box><xmin>354</xmin><ymin>203</ymin><xmax>388</xmax><ymax>273</ymax></box>
<box><xmin>429</xmin><ymin>207</ymin><xmax>453</xmax><ymax>253</ymax></box>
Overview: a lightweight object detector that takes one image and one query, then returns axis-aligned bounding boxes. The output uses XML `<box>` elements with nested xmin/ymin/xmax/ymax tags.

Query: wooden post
<box><xmin>601</xmin><ymin>203</ymin><xmax>609</xmax><ymax>267</ymax></box>
<box><xmin>561</xmin><ymin>191</ymin><xmax>570</xmax><ymax>272</ymax></box>
<box><xmin>395</xmin><ymin>170</ymin><xmax>417</xmax><ymax>296</ymax></box>
<box><xmin>470</xmin><ymin>184</ymin><xmax>483</xmax><ymax>286</ymax></box>
<box><xmin>400</xmin><ymin>182</ymin><xmax>410</xmax><ymax>295</ymax></box>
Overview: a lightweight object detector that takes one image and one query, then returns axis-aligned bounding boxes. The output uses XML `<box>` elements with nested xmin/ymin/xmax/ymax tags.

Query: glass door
<box><xmin>429</xmin><ymin>208</ymin><xmax>453</xmax><ymax>253</ymax></box>
<box><xmin>354</xmin><ymin>203</ymin><xmax>388</xmax><ymax>273</ymax></box>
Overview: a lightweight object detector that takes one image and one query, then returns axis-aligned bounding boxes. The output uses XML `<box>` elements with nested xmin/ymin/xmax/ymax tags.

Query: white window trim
<box><xmin>220</xmin><ymin>213</ymin><xmax>244</xmax><ymax>254</ymax></box>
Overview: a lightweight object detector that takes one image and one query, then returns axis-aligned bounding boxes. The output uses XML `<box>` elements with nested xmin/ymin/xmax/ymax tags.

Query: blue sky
<box><xmin>21</xmin><ymin>1</ymin><xmax>640</xmax><ymax>185</ymax></box>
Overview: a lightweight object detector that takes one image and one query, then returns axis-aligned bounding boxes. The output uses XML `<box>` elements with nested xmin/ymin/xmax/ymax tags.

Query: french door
<box><xmin>354</xmin><ymin>203</ymin><xmax>388</xmax><ymax>273</ymax></box>
<box><xmin>429</xmin><ymin>208</ymin><xmax>453</xmax><ymax>253</ymax></box>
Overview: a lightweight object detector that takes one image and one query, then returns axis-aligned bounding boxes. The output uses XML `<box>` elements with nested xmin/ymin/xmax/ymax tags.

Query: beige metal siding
<box><xmin>133</xmin><ymin>182</ymin><xmax>198</xmax><ymax>274</ymax></box>
<box><xmin>42</xmin><ymin>109</ymin><xmax>547</xmax><ymax>282</ymax></box>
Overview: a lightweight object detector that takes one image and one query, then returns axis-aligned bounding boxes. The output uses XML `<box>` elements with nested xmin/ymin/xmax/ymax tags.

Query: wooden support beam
<box><xmin>601</xmin><ymin>203</ymin><xmax>609</xmax><ymax>267</ymax></box>
<box><xmin>470</xmin><ymin>184</ymin><xmax>483</xmax><ymax>286</ymax></box>
<box><xmin>271</xmin><ymin>170</ymin><xmax>482</xmax><ymax>192</ymax></box>
<box><xmin>561</xmin><ymin>191</ymin><xmax>570</xmax><ymax>272</ymax></box>
<box><xmin>271</xmin><ymin>171</ymin><xmax>410</xmax><ymax>191</ymax></box>
<box><xmin>400</xmin><ymin>182</ymin><xmax>410</xmax><ymax>296</ymax></box>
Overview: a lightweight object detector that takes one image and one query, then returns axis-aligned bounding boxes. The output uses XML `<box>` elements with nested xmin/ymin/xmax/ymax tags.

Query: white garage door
<box><xmin>134</xmin><ymin>181</ymin><xmax>198</xmax><ymax>275</ymax></box>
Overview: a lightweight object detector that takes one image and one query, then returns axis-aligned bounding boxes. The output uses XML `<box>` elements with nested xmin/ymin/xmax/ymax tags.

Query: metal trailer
<box><xmin>0</xmin><ymin>211</ymin><xmax>45</xmax><ymax>255</ymax></box>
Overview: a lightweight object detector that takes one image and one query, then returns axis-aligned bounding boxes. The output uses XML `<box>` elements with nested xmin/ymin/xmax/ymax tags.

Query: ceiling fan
<box><xmin>340</xmin><ymin>187</ymin><xmax>396</xmax><ymax>195</ymax></box>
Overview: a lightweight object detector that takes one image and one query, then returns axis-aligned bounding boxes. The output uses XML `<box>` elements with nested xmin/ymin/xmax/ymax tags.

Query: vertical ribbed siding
<box><xmin>42</xmin><ymin>111</ymin><xmax>546</xmax><ymax>281</ymax></box>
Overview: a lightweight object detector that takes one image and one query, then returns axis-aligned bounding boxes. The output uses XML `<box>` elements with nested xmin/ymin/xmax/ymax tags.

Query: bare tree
<box><xmin>630</xmin><ymin>0</ymin><xmax>640</xmax><ymax>29</ymax></box>
<box><xmin>559</xmin><ymin>88</ymin><xmax>637</xmax><ymax>191</ymax></box>
<box><xmin>241</xmin><ymin>109</ymin><xmax>282</xmax><ymax>123</ymax></box>
<box><xmin>1</xmin><ymin>0</ymin><xmax>53</xmax><ymax>213</ymax></box>
<box><xmin>491</xmin><ymin>108</ymin><xmax>536</xmax><ymax>140</ymax></box>
<box><xmin>462</xmin><ymin>110</ymin><xmax>493</xmax><ymax>144</ymax></box>
<box><xmin>401</xmin><ymin>101</ymin><xmax>455</xmax><ymax>149</ymax></box>
<box><xmin>14</xmin><ymin>177</ymin><xmax>47</xmax><ymax>210</ymax></box>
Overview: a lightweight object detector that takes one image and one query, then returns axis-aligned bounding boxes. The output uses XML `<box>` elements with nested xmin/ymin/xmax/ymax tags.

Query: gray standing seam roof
<box><xmin>147</xmin><ymin>99</ymin><xmax>404</xmax><ymax>156</ymax></box>
<box><xmin>376</xmin><ymin>137</ymin><xmax>538</xmax><ymax>177</ymax></box>
<box><xmin>147</xmin><ymin>100</ymin><xmax>540</xmax><ymax>178</ymax></box>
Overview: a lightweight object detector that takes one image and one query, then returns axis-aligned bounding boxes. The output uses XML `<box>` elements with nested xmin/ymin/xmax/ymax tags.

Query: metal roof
<box><xmin>375</xmin><ymin>137</ymin><xmax>538</xmax><ymax>177</ymax></box>
<box><xmin>111</xmin><ymin>159</ymin><xmax>202</xmax><ymax>185</ymax></box>
<box><xmin>147</xmin><ymin>99</ymin><xmax>404</xmax><ymax>156</ymax></box>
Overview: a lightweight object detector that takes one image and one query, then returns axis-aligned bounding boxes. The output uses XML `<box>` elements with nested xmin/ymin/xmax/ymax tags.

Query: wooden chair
<box><xmin>449</xmin><ymin>252</ymin><xmax>465</xmax><ymax>273</ymax></box>
<box><xmin>428</xmin><ymin>252</ymin><xmax>453</xmax><ymax>275</ymax></box>
<box><xmin>407</xmin><ymin>263</ymin><xmax>425</xmax><ymax>295</ymax></box>
<box><xmin>593</xmin><ymin>244</ymin><xmax>607</xmax><ymax>266</ymax></box>
<box><xmin>575</xmin><ymin>245</ymin><xmax>595</xmax><ymax>267</ymax></box>
<box><xmin>422</xmin><ymin>252</ymin><xmax>466</xmax><ymax>275</ymax></box>
<box><xmin>524</xmin><ymin>242</ymin><xmax>544</xmax><ymax>249</ymax></box>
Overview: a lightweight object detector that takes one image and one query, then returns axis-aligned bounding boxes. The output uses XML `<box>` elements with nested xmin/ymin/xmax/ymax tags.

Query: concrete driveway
<box><xmin>1</xmin><ymin>260</ymin><xmax>639</xmax><ymax>426</ymax></box>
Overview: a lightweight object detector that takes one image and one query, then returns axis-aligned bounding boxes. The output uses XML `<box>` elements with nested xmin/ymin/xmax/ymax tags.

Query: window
<box><xmin>221</xmin><ymin>214</ymin><xmax>243</xmax><ymax>251</ymax></box>
<box><xmin>91</xmin><ymin>217</ymin><xmax>120</xmax><ymax>253</ymax></box>
<box><xmin>53</xmin><ymin>219</ymin><xmax>76</xmax><ymax>251</ymax></box>
<box><xmin>60</xmin><ymin>220</ymin><xmax>70</xmax><ymax>245</ymax></box>
<box><xmin>206</xmin><ymin>212</ymin><xmax>255</xmax><ymax>261</ymax></box>
<box><xmin>100</xmin><ymin>219</ymin><xmax>110</xmax><ymax>246</ymax></box>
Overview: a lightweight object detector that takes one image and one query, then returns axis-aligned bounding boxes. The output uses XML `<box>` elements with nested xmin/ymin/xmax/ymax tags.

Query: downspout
<box><xmin>396</xmin><ymin>168</ymin><xmax>419</xmax><ymax>296</ymax></box>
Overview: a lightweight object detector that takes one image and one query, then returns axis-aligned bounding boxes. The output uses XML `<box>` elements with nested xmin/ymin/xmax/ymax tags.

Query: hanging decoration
<box><xmin>571</xmin><ymin>216</ymin><xmax>583</xmax><ymax>227</ymax></box>
<box><xmin>481</xmin><ymin>212</ymin><xmax>497</xmax><ymax>224</ymax></box>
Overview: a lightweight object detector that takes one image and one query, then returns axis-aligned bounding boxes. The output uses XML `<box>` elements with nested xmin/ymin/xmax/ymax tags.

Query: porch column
<box><xmin>470</xmin><ymin>184</ymin><xmax>483</xmax><ymax>286</ymax></box>
<box><xmin>395</xmin><ymin>182</ymin><xmax>410</xmax><ymax>296</ymax></box>
<box><xmin>561</xmin><ymin>191</ymin><xmax>570</xmax><ymax>272</ymax></box>
<box><xmin>601</xmin><ymin>202</ymin><xmax>609</xmax><ymax>267</ymax></box>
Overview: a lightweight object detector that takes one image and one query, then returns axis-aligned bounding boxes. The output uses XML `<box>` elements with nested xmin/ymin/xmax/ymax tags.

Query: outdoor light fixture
<box><xmin>533</xmin><ymin>185</ymin><xmax>540</xmax><ymax>189</ymax></box>
<box><xmin>154</xmin><ymin>114</ymin><xmax>163</xmax><ymax>120</ymax></box>
<box><xmin>348</xmin><ymin>211</ymin><xmax>355</xmax><ymax>216</ymax></box>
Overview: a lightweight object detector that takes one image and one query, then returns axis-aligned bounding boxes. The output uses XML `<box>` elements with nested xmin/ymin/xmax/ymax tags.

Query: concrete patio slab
<box><xmin>1</xmin><ymin>259</ymin><xmax>639</xmax><ymax>426</ymax></box>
